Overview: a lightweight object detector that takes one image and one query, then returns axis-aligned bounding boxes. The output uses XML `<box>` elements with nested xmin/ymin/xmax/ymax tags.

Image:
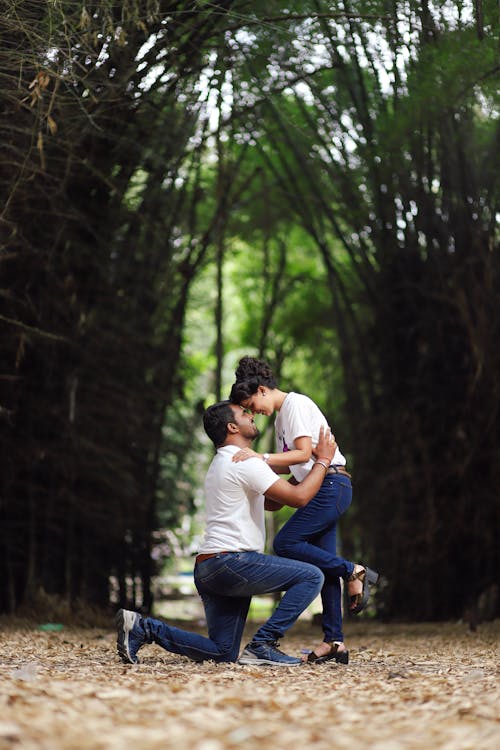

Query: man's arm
<box><xmin>264</xmin><ymin>498</ymin><xmax>284</xmax><ymax>511</ymax></box>
<box><xmin>264</xmin><ymin>476</ymin><xmax>298</xmax><ymax>510</ymax></box>
<box><xmin>264</xmin><ymin>427</ymin><xmax>336</xmax><ymax>509</ymax></box>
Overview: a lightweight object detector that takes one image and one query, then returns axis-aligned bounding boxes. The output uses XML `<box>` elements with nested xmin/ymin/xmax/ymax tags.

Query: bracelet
<box><xmin>316</xmin><ymin>456</ymin><xmax>332</xmax><ymax>464</ymax></box>
<box><xmin>314</xmin><ymin>460</ymin><xmax>329</xmax><ymax>471</ymax></box>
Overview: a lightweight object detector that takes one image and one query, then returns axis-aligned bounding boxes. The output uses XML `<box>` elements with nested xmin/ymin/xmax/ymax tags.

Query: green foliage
<box><xmin>2</xmin><ymin>0</ymin><xmax>498</xmax><ymax>622</ymax></box>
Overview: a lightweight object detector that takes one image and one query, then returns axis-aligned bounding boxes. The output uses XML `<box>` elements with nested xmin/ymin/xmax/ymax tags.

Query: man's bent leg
<box><xmin>142</xmin><ymin>591</ymin><xmax>250</xmax><ymax>663</ymax></box>
<box><xmin>249</xmin><ymin>554</ymin><xmax>324</xmax><ymax>643</ymax></box>
<box><xmin>116</xmin><ymin>582</ymin><xmax>250</xmax><ymax>664</ymax></box>
<box><xmin>204</xmin><ymin>552</ymin><xmax>323</xmax><ymax>642</ymax></box>
<box><xmin>200</xmin><ymin>589</ymin><xmax>251</xmax><ymax>662</ymax></box>
<box><xmin>193</xmin><ymin>552</ymin><xmax>323</xmax><ymax>666</ymax></box>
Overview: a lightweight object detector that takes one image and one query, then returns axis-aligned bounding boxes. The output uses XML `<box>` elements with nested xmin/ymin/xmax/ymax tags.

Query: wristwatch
<box><xmin>262</xmin><ymin>453</ymin><xmax>270</xmax><ymax>463</ymax></box>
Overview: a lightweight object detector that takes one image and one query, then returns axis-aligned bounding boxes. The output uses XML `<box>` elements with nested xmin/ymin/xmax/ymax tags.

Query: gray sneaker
<box><xmin>115</xmin><ymin>609</ymin><xmax>146</xmax><ymax>664</ymax></box>
<box><xmin>238</xmin><ymin>641</ymin><xmax>302</xmax><ymax>667</ymax></box>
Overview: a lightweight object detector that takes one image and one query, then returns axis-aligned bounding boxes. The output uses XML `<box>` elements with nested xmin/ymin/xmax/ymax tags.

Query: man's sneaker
<box><xmin>115</xmin><ymin>609</ymin><xmax>146</xmax><ymax>664</ymax></box>
<box><xmin>238</xmin><ymin>641</ymin><xmax>302</xmax><ymax>667</ymax></box>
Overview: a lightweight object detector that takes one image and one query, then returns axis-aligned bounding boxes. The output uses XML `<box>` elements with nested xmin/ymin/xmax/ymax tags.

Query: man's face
<box><xmin>230</xmin><ymin>404</ymin><xmax>260</xmax><ymax>440</ymax></box>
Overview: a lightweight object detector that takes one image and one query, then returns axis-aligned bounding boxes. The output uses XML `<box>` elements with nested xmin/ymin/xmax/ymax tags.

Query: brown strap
<box><xmin>195</xmin><ymin>551</ymin><xmax>231</xmax><ymax>564</ymax></box>
<box><xmin>327</xmin><ymin>466</ymin><xmax>352</xmax><ymax>479</ymax></box>
<box><xmin>347</xmin><ymin>567</ymin><xmax>366</xmax><ymax>582</ymax></box>
<box><xmin>306</xmin><ymin>642</ymin><xmax>340</xmax><ymax>662</ymax></box>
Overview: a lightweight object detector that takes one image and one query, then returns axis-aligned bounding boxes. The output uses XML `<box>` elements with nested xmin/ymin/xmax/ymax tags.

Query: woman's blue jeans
<box><xmin>273</xmin><ymin>474</ymin><xmax>354</xmax><ymax>643</ymax></box>
<box><xmin>142</xmin><ymin>551</ymin><xmax>324</xmax><ymax>663</ymax></box>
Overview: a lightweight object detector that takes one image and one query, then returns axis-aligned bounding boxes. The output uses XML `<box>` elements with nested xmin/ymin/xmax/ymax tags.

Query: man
<box><xmin>116</xmin><ymin>400</ymin><xmax>336</xmax><ymax>667</ymax></box>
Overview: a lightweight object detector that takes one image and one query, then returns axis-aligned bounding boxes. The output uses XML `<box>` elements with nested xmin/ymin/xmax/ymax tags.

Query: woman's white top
<box><xmin>274</xmin><ymin>392</ymin><xmax>346</xmax><ymax>482</ymax></box>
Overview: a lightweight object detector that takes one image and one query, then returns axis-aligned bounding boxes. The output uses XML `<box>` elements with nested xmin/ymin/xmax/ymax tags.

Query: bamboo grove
<box><xmin>1</xmin><ymin>1</ymin><xmax>498</xmax><ymax>621</ymax></box>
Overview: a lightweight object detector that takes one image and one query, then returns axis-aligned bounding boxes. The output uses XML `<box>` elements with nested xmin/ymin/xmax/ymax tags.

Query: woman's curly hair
<box><xmin>229</xmin><ymin>357</ymin><xmax>278</xmax><ymax>403</ymax></box>
<box><xmin>234</xmin><ymin>356</ymin><xmax>277</xmax><ymax>387</ymax></box>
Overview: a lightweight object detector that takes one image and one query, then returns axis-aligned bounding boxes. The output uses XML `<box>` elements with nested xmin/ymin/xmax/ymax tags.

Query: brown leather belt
<box><xmin>196</xmin><ymin>551</ymin><xmax>232</xmax><ymax>564</ymax></box>
<box><xmin>326</xmin><ymin>466</ymin><xmax>351</xmax><ymax>478</ymax></box>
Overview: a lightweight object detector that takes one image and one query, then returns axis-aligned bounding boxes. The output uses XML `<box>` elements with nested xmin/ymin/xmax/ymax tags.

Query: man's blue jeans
<box><xmin>141</xmin><ymin>551</ymin><xmax>324</xmax><ymax>663</ymax></box>
<box><xmin>273</xmin><ymin>474</ymin><xmax>354</xmax><ymax>643</ymax></box>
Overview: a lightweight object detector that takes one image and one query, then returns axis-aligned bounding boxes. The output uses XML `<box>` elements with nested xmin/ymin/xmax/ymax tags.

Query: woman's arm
<box><xmin>232</xmin><ymin>435</ymin><xmax>312</xmax><ymax>467</ymax></box>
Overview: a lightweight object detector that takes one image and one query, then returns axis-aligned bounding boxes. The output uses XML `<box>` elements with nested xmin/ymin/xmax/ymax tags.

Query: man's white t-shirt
<box><xmin>198</xmin><ymin>444</ymin><xmax>280</xmax><ymax>554</ymax></box>
<box><xmin>274</xmin><ymin>392</ymin><xmax>346</xmax><ymax>482</ymax></box>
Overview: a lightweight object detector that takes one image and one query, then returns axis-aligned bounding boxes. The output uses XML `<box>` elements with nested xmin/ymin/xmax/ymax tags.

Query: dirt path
<box><xmin>0</xmin><ymin>620</ymin><xmax>498</xmax><ymax>750</ymax></box>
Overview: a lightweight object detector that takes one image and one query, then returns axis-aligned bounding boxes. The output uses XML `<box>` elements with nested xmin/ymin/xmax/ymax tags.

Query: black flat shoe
<box><xmin>306</xmin><ymin>642</ymin><xmax>349</xmax><ymax>665</ymax></box>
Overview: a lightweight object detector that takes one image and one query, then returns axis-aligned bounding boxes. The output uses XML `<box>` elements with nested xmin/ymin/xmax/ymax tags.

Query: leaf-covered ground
<box><xmin>0</xmin><ymin>619</ymin><xmax>498</xmax><ymax>750</ymax></box>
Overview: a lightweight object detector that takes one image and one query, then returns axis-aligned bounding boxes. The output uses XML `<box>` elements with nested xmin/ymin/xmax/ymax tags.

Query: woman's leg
<box><xmin>316</xmin><ymin>523</ymin><xmax>344</xmax><ymax>643</ymax></box>
<box><xmin>273</xmin><ymin>476</ymin><xmax>354</xmax><ymax>579</ymax></box>
<box><xmin>274</xmin><ymin>476</ymin><xmax>353</xmax><ymax>651</ymax></box>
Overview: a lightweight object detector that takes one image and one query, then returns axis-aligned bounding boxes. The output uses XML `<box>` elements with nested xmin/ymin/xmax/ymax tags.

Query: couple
<box><xmin>116</xmin><ymin>357</ymin><xmax>378</xmax><ymax>667</ymax></box>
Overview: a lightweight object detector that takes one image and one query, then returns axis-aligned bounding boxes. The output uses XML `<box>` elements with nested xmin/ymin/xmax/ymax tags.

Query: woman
<box><xmin>229</xmin><ymin>356</ymin><xmax>378</xmax><ymax>664</ymax></box>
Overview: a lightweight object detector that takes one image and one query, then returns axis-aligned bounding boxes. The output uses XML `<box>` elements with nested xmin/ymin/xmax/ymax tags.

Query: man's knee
<box><xmin>300</xmin><ymin>562</ymin><xmax>324</xmax><ymax>593</ymax></box>
<box><xmin>212</xmin><ymin>642</ymin><xmax>241</xmax><ymax>663</ymax></box>
<box><xmin>273</xmin><ymin>533</ymin><xmax>295</xmax><ymax>557</ymax></box>
<box><xmin>292</xmin><ymin>560</ymin><xmax>324</xmax><ymax>590</ymax></box>
<box><xmin>312</xmin><ymin>567</ymin><xmax>325</xmax><ymax>589</ymax></box>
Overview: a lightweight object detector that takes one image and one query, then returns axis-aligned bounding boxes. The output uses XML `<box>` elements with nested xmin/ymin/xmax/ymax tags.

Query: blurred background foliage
<box><xmin>1</xmin><ymin>0</ymin><xmax>498</xmax><ymax>622</ymax></box>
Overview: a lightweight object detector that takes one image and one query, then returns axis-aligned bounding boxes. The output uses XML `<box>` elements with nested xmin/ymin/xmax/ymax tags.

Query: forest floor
<box><xmin>0</xmin><ymin>618</ymin><xmax>498</xmax><ymax>750</ymax></box>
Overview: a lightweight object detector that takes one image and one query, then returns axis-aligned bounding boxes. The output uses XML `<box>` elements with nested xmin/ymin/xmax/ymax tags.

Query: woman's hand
<box><xmin>232</xmin><ymin>448</ymin><xmax>262</xmax><ymax>462</ymax></box>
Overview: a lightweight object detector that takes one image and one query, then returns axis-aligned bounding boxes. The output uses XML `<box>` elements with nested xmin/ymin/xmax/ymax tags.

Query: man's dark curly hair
<box><xmin>203</xmin><ymin>401</ymin><xmax>236</xmax><ymax>447</ymax></box>
<box><xmin>229</xmin><ymin>356</ymin><xmax>278</xmax><ymax>404</ymax></box>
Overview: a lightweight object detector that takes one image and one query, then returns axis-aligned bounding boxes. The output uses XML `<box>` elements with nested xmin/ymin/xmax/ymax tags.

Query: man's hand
<box><xmin>315</xmin><ymin>425</ymin><xmax>336</xmax><ymax>464</ymax></box>
<box><xmin>263</xmin><ymin>426</ymin><xmax>338</xmax><ymax>509</ymax></box>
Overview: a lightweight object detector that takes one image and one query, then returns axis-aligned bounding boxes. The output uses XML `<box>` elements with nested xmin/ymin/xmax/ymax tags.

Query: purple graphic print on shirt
<box><xmin>277</xmin><ymin>428</ymin><xmax>289</xmax><ymax>452</ymax></box>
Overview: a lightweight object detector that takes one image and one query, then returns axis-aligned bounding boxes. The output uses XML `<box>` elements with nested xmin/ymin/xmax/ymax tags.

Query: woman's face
<box><xmin>240</xmin><ymin>386</ymin><xmax>274</xmax><ymax>416</ymax></box>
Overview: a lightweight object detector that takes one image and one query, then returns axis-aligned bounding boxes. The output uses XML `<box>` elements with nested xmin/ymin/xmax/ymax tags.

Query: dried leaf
<box><xmin>79</xmin><ymin>8</ymin><xmax>91</xmax><ymax>31</ymax></box>
<box><xmin>37</xmin><ymin>130</ymin><xmax>45</xmax><ymax>170</ymax></box>
<box><xmin>0</xmin><ymin>622</ymin><xmax>498</xmax><ymax>749</ymax></box>
<box><xmin>37</xmin><ymin>71</ymin><xmax>50</xmax><ymax>89</ymax></box>
<box><xmin>47</xmin><ymin>115</ymin><xmax>57</xmax><ymax>135</ymax></box>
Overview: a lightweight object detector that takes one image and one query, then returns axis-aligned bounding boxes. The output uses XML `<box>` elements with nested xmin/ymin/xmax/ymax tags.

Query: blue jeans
<box><xmin>273</xmin><ymin>474</ymin><xmax>354</xmax><ymax>643</ymax></box>
<box><xmin>141</xmin><ymin>551</ymin><xmax>324</xmax><ymax>663</ymax></box>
